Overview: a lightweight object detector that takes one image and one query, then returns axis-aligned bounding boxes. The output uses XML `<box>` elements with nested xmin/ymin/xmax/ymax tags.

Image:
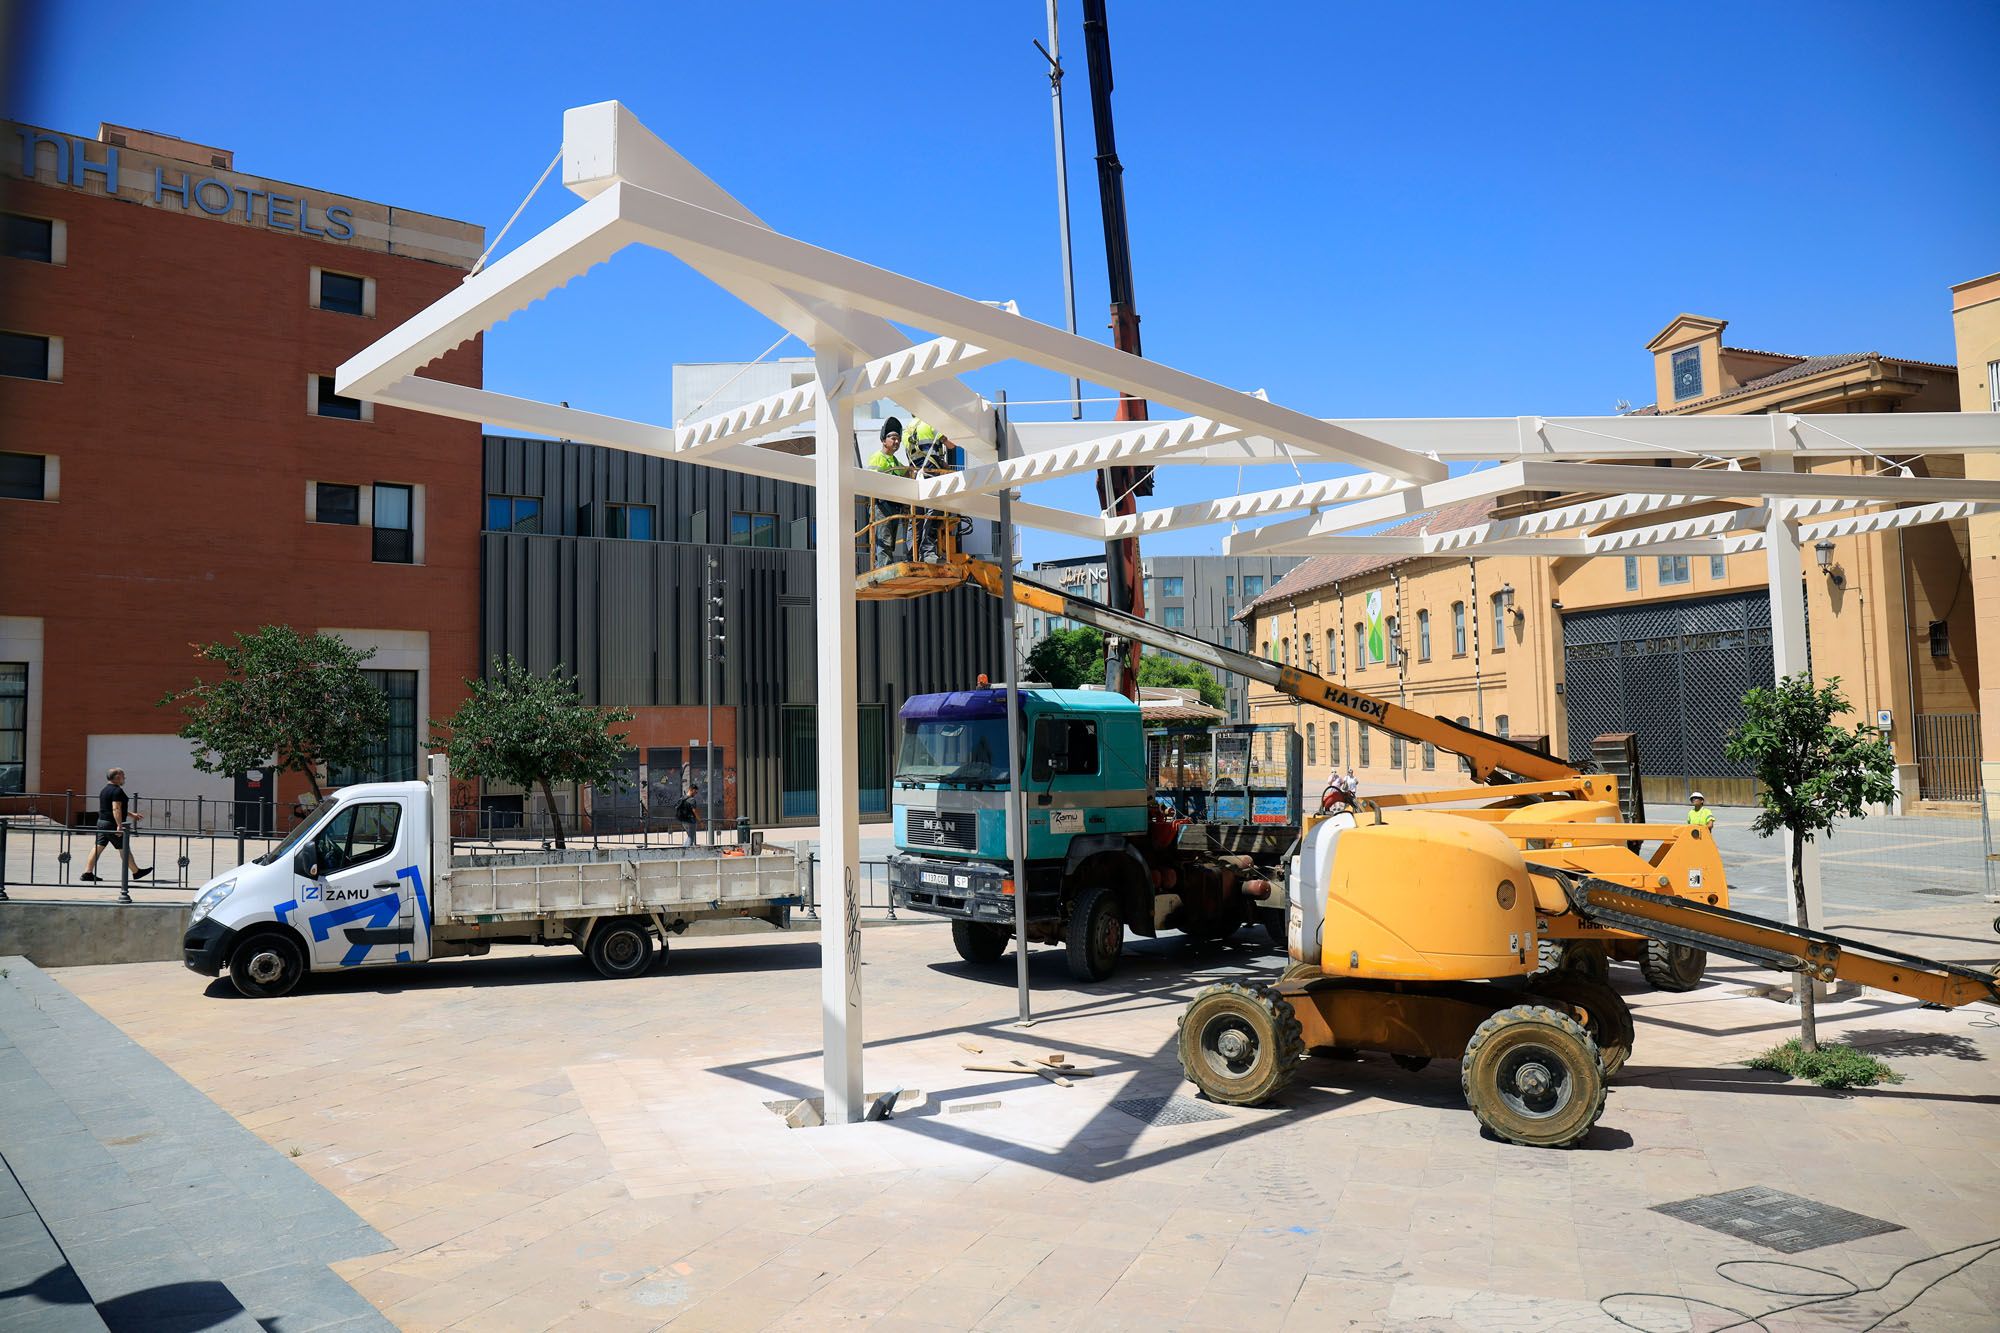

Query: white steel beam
<box><xmin>1222</xmin><ymin>464</ymin><xmax>1528</xmax><ymax>554</ymax></box>
<box><xmin>1109</xmin><ymin>472</ymin><xmax>1406</xmax><ymax>540</ymax></box>
<box><xmin>612</xmin><ymin>182</ymin><xmax>1444</xmax><ymax>484</ymax></box>
<box><xmin>1507</xmin><ymin>460</ymin><xmax>2000</xmax><ymax>506</ymax></box>
<box><xmin>929</xmin><ymin>415</ymin><xmax>1251</xmax><ymax>499</ymax></box>
<box><xmin>1719</xmin><ymin>501</ymin><xmax>1998</xmax><ymax>554</ymax></box>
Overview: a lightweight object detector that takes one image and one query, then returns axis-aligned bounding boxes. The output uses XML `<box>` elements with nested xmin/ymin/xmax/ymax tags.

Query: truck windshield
<box><xmin>254</xmin><ymin>802</ymin><xmax>340</xmax><ymax>866</ymax></box>
<box><xmin>896</xmin><ymin>718</ymin><xmax>1012</xmax><ymax>785</ymax></box>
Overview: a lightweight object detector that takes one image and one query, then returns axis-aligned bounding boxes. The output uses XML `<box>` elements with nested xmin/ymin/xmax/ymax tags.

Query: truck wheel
<box><xmin>1177</xmin><ymin>982</ymin><xmax>1303</xmax><ymax>1106</ymax></box>
<box><xmin>1534</xmin><ymin>940</ymin><xmax>1611</xmax><ymax>984</ymax></box>
<box><xmin>1525</xmin><ymin>973</ymin><xmax>1634</xmax><ymax>1076</ymax></box>
<box><xmin>1639</xmin><ymin>940</ymin><xmax>1707</xmax><ymax>992</ymax></box>
<box><xmin>951</xmin><ymin>921</ymin><xmax>1009</xmax><ymax>964</ymax></box>
<box><xmin>586</xmin><ymin>920</ymin><xmax>656</xmax><ymax>979</ymax></box>
<box><xmin>1064</xmin><ymin>883</ymin><xmax>1124</xmax><ymax>981</ymax></box>
<box><xmin>229</xmin><ymin>930</ymin><xmax>307</xmax><ymax>999</ymax></box>
<box><xmin>1460</xmin><ymin>1004</ymin><xmax>1606</xmax><ymax>1149</ymax></box>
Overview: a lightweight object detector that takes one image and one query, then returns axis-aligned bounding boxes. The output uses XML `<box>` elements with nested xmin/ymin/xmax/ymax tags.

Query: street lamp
<box><xmin>1498</xmin><ymin>581</ymin><xmax>1520</xmax><ymax>621</ymax></box>
<box><xmin>1814</xmin><ymin>539</ymin><xmax>1844</xmax><ymax>588</ymax></box>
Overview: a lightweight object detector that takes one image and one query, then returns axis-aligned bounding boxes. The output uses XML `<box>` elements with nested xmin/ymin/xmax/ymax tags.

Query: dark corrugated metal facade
<box><xmin>481</xmin><ymin>435</ymin><xmax>1005</xmax><ymax>824</ymax></box>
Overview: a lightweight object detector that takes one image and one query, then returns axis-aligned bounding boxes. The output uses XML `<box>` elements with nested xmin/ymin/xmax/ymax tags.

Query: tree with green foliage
<box><xmin>428</xmin><ymin>656</ymin><xmax>635</xmax><ymax>849</ymax></box>
<box><xmin>1723</xmin><ymin>673</ymin><xmax>1896</xmax><ymax>1052</ymax></box>
<box><xmin>1137</xmin><ymin>654</ymin><xmax>1226</xmax><ymax>710</ymax></box>
<box><xmin>1026</xmin><ymin>626</ymin><xmax>1105</xmax><ymax>690</ymax></box>
<box><xmin>160</xmin><ymin>626</ymin><xmax>387</xmax><ymax>800</ymax></box>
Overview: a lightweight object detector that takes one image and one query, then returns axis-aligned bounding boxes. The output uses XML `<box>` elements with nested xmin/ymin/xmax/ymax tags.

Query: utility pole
<box><xmin>706</xmin><ymin>552</ymin><xmax>723</xmax><ymax>844</ymax></box>
<box><xmin>1034</xmin><ymin>2</ymin><xmax>1082</xmax><ymax>420</ymax></box>
<box><xmin>1081</xmin><ymin>0</ymin><xmax>1149</xmax><ymax>699</ymax></box>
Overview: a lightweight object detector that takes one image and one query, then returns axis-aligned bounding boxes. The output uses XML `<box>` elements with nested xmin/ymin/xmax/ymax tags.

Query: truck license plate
<box><xmin>921</xmin><ymin>871</ymin><xmax>950</xmax><ymax>886</ymax></box>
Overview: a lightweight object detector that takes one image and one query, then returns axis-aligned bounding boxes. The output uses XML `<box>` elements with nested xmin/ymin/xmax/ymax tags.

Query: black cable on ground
<box><xmin>1597</xmin><ymin>1236</ymin><xmax>2000</xmax><ymax>1333</ymax></box>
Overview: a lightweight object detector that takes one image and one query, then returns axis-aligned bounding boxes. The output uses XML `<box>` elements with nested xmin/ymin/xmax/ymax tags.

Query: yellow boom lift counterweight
<box><xmin>861</xmin><ymin>538</ymin><xmax>2000</xmax><ymax>1146</ymax></box>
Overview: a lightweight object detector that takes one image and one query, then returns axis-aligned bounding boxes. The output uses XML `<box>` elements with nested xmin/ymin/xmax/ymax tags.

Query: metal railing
<box><xmin>0</xmin><ymin>819</ymin><xmax>284</xmax><ymax>898</ymax></box>
<box><xmin>798</xmin><ymin>853</ymin><xmax>900</xmax><ymax>919</ymax></box>
<box><xmin>0</xmin><ymin>791</ymin><xmax>309</xmax><ymax>835</ymax></box>
<box><xmin>1915</xmin><ymin>711</ymin><xmax>1982</xmax><ymax>802</ymax></box>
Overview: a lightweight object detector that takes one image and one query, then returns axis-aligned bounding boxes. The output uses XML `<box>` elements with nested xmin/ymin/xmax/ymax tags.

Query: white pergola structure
<box><xmin>342</xmin><ymin>103</ymin><xmax>2000</xmax><ymax>1122</ymax></box>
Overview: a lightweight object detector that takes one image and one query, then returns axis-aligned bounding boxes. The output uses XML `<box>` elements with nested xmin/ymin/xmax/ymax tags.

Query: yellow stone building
<box><xmin>1952</xmin><ymin>272</ymin><xmax>2000</xmax><ymax>798</ymax></box>
<box><xmin>1245</xmin><ymin>304</ymin><xmax>1981</xmax><ymax>810</ymax></box>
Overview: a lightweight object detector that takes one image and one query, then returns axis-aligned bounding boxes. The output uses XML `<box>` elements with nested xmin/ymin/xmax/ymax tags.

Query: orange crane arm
<box><xmin>962</xmin><ymin>561</ymin><xmax>1579</xmax><ymax>785</ymax></box>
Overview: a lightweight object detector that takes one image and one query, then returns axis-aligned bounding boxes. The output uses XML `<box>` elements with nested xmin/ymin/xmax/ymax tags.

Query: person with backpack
<box><xmin>676</xmin><ymin>782</ymin><xmax>701</xmax><ymax>847</ymax></box>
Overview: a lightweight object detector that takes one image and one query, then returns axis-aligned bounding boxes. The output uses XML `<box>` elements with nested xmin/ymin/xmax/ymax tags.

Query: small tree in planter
<box><xmin>429</xmin><ymin>656</ymin><xmax>634</xmax><ymax>849</ymax></box>
<box><xmin>1723</xmin><ymin>673</ymin><xmax>1895</xmax><ymax>1052</ymax></box>
<box><xmin>161</xmin><ymin>626</ymin><xmax>387</xmax><ymax>801</ymax></box>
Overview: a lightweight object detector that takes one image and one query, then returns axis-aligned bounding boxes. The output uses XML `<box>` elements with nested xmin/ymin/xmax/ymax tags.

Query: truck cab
<box><xmin>889</xmin><ymin>688</ymin><xmax>1288</xmax><ymax>980</ymax></box>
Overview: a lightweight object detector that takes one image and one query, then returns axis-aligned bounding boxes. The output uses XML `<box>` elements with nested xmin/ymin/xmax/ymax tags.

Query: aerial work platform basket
<box><xmin>853</xmin><ymin>499</ymin><xmax>980</xmax><ymax>601</ymax></box>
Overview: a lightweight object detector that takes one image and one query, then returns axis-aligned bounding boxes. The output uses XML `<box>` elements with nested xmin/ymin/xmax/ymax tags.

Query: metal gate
<box><xmin>1915</xmin><ymin>712</ymin><xmax>1981</xmax><ymax>801</ymax></box>
<box><xmin>1563</xmin><ymin>592</ymin><xmax>1774</xmax><ymax>798</ymax></box>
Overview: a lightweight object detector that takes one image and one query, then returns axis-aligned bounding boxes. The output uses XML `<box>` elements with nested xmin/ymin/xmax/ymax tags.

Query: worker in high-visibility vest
<box><xmin>905</xmin><ymin>418</ymin><xmax>953</xmax><ymax>561</ymax></box>
<box><xmin>1686</xmin><ymin>792</ymin><xmax>1715</xmax><ymax>829</ymax></box>
<box><xmin>866</xmin><ymin>417</ymin><xmax>908</xmax><ymax>561</ymax></box>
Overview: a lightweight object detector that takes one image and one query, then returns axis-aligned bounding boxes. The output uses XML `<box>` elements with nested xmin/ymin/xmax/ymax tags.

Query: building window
<box><xmin>330</xmin><ymin>670</ymin><xmax>419</xmax><ymax>786</ymax></box>
<box><xmin>2</xmin><ymin>214</ymin><xmax>54</xmax><ymax>263</ymax></box>
<box><xmin>1496</xmin><ymin>714</ymin><xmax>1510</xmax><ymax>739</ymax></box>
<box><xmin>1326</xmin><ymin>630</ymin><xmax>1338</xmax><ymax>675</ymax></box>
<box><xmin>486</xmin><ymin>495</ymin><xmax>541</xmax><ymax>533</ymax></box>
<box><xmin>1225</xmin><ymin>575</ymin><xmax>1236</xmax><ymax>597</ymax></box>
<box><xmin>1657</xmin><ymin>554</ymin><xmax>1690</xmax><ymax>585</ymax></box>
<box><xmin>372</xmin><ymin>483</ymin><xmax>413</xmax><ymax>563</ymax></box>
<box><xmin>1243</xmin><ymin>575</ymin><xmax>1264</xmax><ymax>597</ymax></box>
<box><xmin>729</xmin><ymin>511</ymin><xmax>778</xmax><ymax>547</ymax></box>
<box><xmin>1422</xmin><ymin>741</ymin><xmax>1436</xmax><ymax>770</ymax></box>
<box><xmin>1354</xmin><ymin>622</ymin><xmax>1366</xmax><ymax>671</ymax></box>
<box><xmin>1451</xmin><ymin>602</ymin><xmax>1466</xmax><ymax>656</ymax></box>
<box><xmin>1264</xmin><ymin>730</ymin><xmax>1274</xmax><ymax>762</ymax></box>
<box><xmin>1490</xmin><ymin>594</ymin><xmax>1506</xmax><ymax>652</ymax></box>
<box><xmin>1328</xmin><ymin>721</ymin><xmax>1340</xmax><ymax>763</ymax></box>
<box><xmin>1162</xmin><ymin>606</ymin><xmax>1185</xmax><ymax>628</ymax></box>
<box><xmin>1930</xmin><ymin>621</ymin><xmax>1950</xmax><ymax>659</ymax></box>
<box><xmin>1989</xmin><ymin>360</ymin><xmax>2000</xmax><ymax>414</ymax></box>
<box><xmin>1158</xmin><ymin>576</ymin><xmax>1184</xmax><ymax>597</ymax></box>
<box><xmin>1457</xmin><ymin>717</ymin><xmax>1473</xmax><ymax>774</ymax></box>
<box><xmin>1417</xmin><ymin>609</ymin><xmax>1432</xmax><ymax>661</ymax></box>
<box><xmin>1386</xmin><ymin>615</ymin><xmax>1401</xmax><ymax>666</ymax></box>
<box><xmin>1260</xmin><ymin>640</ymin><xmax>1269</xmax><ymax>659</ymax></box>
<box><xmin>0</xmin><ymin>662</ymin><xmax>24</xmax><ymax>794</ymax></box>
<box><xmin>1625</xmin><ymin>557</ymin><xmax>1639</xmax><ymax>591</ymax></box>
<box><xmin>1390</xmin><ymin>735</ymin><xmax>1406</xmax><ymax>769</ymax></box>
<box><xmin>0</xmin><ymin>451</ymin><xmax>48</xmax><ymax>501</ymax></box>
<box><xmin>317</xmin><ymin>270</ymin><xmax>367</xmax><ymax>316</ymax></box>
<box><xmin>1305</xmin><ymin>724</ymin><xmax>1316</xmax><ymax>765</ymax></box>
<box><xmin>1671</xmin><ymin>345</ymin><xmax>1703</xmax><ymax>401</ymax></box>
<box><xmin>604</xmin><ymin>503</ymin><xmax>655</xmax><ymax>540</ymax></box>
<box><xmin>1225</xmin><ymin>603</ymin><xmax>1235</xmax><ymax>624</ymax></box>
<box><xmin>1709</xmin><ymin>554</ymin><xmax>1726</xmax><ymax>580</ymax></box>
<box><xmin>315</xmin><ymin>375</ymin><xmax>365</xmax><ymax>420</ymax></box>
<box><xmin>315</xmin><ymin>483</ymin><xmax>360</xmax><ymax>525</ymax></box>
<box><xmin>0</xmin><ymin>332</ymin><xmax>52</xmax><ymax>381</ymax></box>
<box><xmin>1358</xmin><ymin>726</ymin><xmax>1371</xmax><ymax>767</ymax></box>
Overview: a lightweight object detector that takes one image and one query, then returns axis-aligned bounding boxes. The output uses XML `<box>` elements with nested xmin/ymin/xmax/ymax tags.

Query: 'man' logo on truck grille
<box><xmin>907</xmin><ymin>810</ymin><xmax>975</xmax><ymax>850</ymax></box>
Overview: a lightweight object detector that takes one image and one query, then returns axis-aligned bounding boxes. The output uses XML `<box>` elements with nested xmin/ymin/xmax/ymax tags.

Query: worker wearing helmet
<box><xmin>1686</xmin><ymin>792</ymin><xmax>1715</xmax><ymax>829</ymax></box>
<box><xmin>905</xmin><ymin>418</ymin><xmax>953</xmax><ymax>561</ymax></box>
<box><xmin>866</xmin><ymin>417</ymin><xmax>909</xmax><ymax>561</ymax></box>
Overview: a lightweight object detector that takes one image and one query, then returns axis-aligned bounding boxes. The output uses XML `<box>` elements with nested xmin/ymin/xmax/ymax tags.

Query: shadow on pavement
<box><xmin>2</xmin><ymin>1266</ymin><xmax>247</xmax><ymax>1333</ymax></box>
<box><xmin>1840</xmin><ymin>1027</ymin><xmax>1989</xmax><ymax>1061</ymax></box>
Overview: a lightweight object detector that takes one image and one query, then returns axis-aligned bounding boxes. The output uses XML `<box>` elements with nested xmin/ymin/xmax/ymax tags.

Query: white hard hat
<box><xmin>1689</xmin><ymin>791</ymin><xmax>1705</xmax><ymax>800</ymax></box>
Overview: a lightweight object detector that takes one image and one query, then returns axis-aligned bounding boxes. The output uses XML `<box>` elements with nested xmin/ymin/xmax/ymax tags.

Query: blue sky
<box><xmin>13</xmin><ymin>1</ymin><xmax>1999</xmax><ymax>561</ymax></box>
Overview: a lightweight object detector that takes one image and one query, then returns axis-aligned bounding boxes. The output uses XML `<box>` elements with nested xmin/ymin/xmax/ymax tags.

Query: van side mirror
<box><xmin>294</xmin><ymin>846</ymin><xmax>321</xmax><ymax>880</ymax></box>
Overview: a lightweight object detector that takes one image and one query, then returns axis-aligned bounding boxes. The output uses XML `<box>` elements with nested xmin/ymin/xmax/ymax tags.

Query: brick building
<box><xmin>0</xmin><ymin>121</ymin><xmax>484</xmax><ymax>821</ymax></box>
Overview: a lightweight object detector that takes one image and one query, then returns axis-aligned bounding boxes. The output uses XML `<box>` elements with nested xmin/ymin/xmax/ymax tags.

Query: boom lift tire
<box><xmin>1535</xmin><ymin>940</ymin><xmax>1610</xmax><ymax>983</ymax></box>
<box><xmin>586</xmin><ymin>919</ymin><xmax>656</xmax><ymax>979</ymax></box>
<box><xmin>952</xmin><ymin>921</ymin><xmax>1010</xmax><ymax>965</ymax></box>
<box><xmin>1639</xmin><ymin>939</ymin><xmax>1708</xmax><ymax>992</ymax></box>
<box><xmin>1177</xmin><ymin>982</ymin><xmax>1305</xmax><ymax>1106</ymax></box>
<box><xmin>1460</xmin><ymin>1005</ymin><xmax>1606</xmax><ymax>1149</ymax></box>
<box><xmin>1065</xmin><ymin>883</ymin><xmax>1125</xmax><ymax>981</ymax></box>
<box><xmin>1525</xmin><ymin>973</ymin><xmax>1634</xmax><ymax>1076</ymax></box>
<box><xmin>229</xmin><ymin>929</ymin><xmax>307</xmax><ymax>999</ymax></box>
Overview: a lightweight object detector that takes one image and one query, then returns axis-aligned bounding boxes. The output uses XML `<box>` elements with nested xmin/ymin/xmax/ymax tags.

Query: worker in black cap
<box><xmin>866</xmin><ymin>416</ymin><xmax>909</xmax><ymax>562</ymax></box>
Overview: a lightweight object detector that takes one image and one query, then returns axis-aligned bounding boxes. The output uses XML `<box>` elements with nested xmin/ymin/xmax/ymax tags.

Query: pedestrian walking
<box><xmin>80</xmin><ymin>767</ymin><xmax>151</xmax><ymax>881</ymax></box>
<box><xmin>677</xmin><ymin>782</ymin><xmax>701</xmax><ymax>847</ymax></box>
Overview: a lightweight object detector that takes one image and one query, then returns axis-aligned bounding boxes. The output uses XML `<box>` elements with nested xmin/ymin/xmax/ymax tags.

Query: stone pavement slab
<box><xmin>41</xmin><ymin>904</ymin><xmax>2000</xmax><ymax>1331</ymax></box>
<box><xmin>0</xmin><ymin>956</ymin><xmax>392</xmax><ymax>1331</ymax></box>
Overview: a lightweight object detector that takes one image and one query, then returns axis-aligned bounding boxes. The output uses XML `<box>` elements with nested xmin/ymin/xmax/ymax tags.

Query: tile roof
<box><xmin>1674</xmin><ymin>351</ymin><xmax>1957</xmax><ymax>411</ymax></box>
<box><xmin>1237</xmin><ymin>495</ymin><xmax>1497</xmax><ymax>619</ymax></box>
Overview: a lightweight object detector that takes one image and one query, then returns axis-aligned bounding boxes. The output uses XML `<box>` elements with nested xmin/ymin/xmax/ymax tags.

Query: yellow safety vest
<box><xmin>866</xmin><ymin>449</ymin><xmax>906</xmax><ymax>476</ymax></box>
<box><xmin>1687</xmin><ymin>807</ymin><xmax>1714</xmax><ymax>828</ymax></box>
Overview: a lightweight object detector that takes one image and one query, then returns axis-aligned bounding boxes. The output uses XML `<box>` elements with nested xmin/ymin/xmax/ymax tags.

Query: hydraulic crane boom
<box><xmin>959</xmin><ymin>561</ymin><xmax>1579</xmax><ymax>785</ymax></box>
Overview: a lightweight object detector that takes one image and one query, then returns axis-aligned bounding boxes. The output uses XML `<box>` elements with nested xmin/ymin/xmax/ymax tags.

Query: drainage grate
<box><xmin>1110</xmin><ymin>1094</ymin><xmax>1231</xmax><ymax>1127</ymax></box>
<box><xmin>1654</xmin><ymin>1187</ymin><xmax>1902</xmax><ymax>1253</ymax></box>
<box><xmin>1915</xmin><ymin>887</ymin><xmax>1976</xmax><ymax>897</ymax></box>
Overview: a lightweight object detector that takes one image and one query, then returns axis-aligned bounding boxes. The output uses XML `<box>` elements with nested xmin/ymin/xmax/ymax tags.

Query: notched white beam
<box><xmin>930</xmin><ymin>416</ymin><xmax>1247</xmax><ymax>500</ymax></box>
<box><xmin>1109</xmin><ymin>473</ymin><xmax>1404</xmax><ymax>540</ymax></box>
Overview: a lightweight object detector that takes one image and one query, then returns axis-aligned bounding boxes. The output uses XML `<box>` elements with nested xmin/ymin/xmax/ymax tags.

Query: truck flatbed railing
<box><xmin>1557</xmin><ymin>871</ymin><xmax>2000</xmax><ymax>1009</ymax></box>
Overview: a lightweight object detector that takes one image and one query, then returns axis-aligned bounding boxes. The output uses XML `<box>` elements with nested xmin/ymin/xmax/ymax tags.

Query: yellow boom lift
<box><xmin>862</xmin><ymin>534</ymin><xmax>2000</xmax><ymax>1147</ymax></box>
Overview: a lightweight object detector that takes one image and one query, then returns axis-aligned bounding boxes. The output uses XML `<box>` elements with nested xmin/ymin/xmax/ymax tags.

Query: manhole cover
<box><xmin>1915</xmin><ymin>887</ymin><xmax>1975</xmax><ymax>897</ymax></box>
<box><xmin>1654</xmin><ymin>1187</ymin><xmax>1902</xmax><ymax>1253</ymax></box>
<box><xmin>1111</xmin><ymin>1094</ymin><xmax>1231</xmax><ymax>1127</ymax></box>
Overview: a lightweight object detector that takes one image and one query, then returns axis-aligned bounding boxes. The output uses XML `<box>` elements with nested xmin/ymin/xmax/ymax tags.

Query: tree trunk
<box><xmin>302</xmin><ymin>761</ymin><xmax>324</xmax><ymax>800</ymax></box>
<box><xmin>539</xmin><ymin>778</ymin><xmax>567</xmax><ymax>849</ymax></box>
<box><xmin>1792</xmin><ymin>833</ymin><xmax>1818</xmax><ymax>1052</ymax></box>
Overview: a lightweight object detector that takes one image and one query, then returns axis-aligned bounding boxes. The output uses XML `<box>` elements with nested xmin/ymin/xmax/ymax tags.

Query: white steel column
<box><xmin>1761</xmin><ymin>453</ymin><xmax>1824</xmax><ymax>934</ymax></box>
<box><xmin>813</xmin><ymin>345</ymin><xmax>864</xmax><ymax>1122</ymax></box>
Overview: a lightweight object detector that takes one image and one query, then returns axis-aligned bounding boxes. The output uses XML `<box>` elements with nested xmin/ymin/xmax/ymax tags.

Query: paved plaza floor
<box><xmin>31</xmin><ymin>897</ymin><xmax>2000</xmax><ymax>1331</ymax></box>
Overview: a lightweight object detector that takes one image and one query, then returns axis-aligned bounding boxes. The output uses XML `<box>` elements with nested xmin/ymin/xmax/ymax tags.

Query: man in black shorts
<box><xmin>81</xmin><ymin>766</ymin><xmax>151</xmax><ymax>881</ymax></box>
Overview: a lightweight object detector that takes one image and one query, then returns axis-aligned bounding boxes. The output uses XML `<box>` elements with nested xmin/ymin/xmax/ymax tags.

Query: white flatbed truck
<box><xmin>183</xmin><ymin>757</ymin><xmax>800</xmax><ymax>996</ymax></box>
